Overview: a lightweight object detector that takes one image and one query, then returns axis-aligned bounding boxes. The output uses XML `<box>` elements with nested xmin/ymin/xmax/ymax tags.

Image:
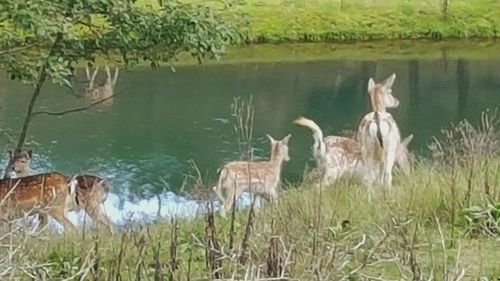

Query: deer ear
<box><xmin>266</xmin><ymin>134</ymin><xmax>276</xmax><ymax>143</ymax></box>
<box><xmin>7</xmin><ymin>149</ymin><xmax>14</xmax><ymax>158</ymax></box>
<box><xmin>26</xmin><ymin>149</ymin><xmax>33</xmax><ymax>159</ymax></box>
<box><xmin>367</xmin><ymin>78</ymin><xmax>376</xmax><ymax>93</ymax></box>
<box><xmin>282</xmin><ymin>134</ymin><xmax>291</xmax><ymax>145</ymax></box>
<box><xmin>384</xmin><ymin>73</ymin><xmax>396</xmax><ymax>89</ymax></box>
<box><xmin>401</xmin><ymin>134</ymin><xmax>414</xmax><ymax>147</ymax></box>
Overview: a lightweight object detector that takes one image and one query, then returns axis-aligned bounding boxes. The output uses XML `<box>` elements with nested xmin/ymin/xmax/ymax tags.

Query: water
<box><xmin>0</xmin><ymin>43</ymin><xmax>499</xmax><ymax>225</ymax></box>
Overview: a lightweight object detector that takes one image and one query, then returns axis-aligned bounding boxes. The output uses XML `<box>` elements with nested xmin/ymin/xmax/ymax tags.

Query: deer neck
<box><xmin>16</xmin><ymin>168</ymin><xmax>31</xmax><ymax>178</ymax></box>
<box><xmin>268</xmin><ymin>155</ymin><xmax>285</xmax><ymax>177</ymax></box>
<box><xmin>370</xmin><ymin>89</ymin><xmax>386</xmax><ymax>113</ymax></box>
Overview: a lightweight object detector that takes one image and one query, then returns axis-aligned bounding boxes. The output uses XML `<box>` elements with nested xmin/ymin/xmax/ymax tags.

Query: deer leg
<box><xmin>221</xmin><ymin>187</ymin><xmax>236</xmax><ymax>217</ymax></box>
<box><xmin>267</xmin><ymin>187</ymin><xmax>279</xmax><ymax>204</ymax></box>
<box><xmin>50</xmin><ymin>209</ymin><xmax>76</xmax><ymax>233</ymax></box>
<box><xmin>37</xmin><ymin>213</ymin><xmax>49</xmax><ymax>230</ymax></box>
<box><xmin>383</xmin><ymin>148</ymin><xmax>397</xmax><ymax>188</ymax></box>
<box><xmin>85</xmin><ymin>203</ymin><xmax>113</xmax><ymax>234</ymax></box>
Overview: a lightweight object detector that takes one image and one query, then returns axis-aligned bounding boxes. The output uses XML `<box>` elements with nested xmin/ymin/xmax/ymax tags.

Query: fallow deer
<box><xmin>4</xmin><ymin>149</ymin><xmax>33</xmax><ymax>178</ymax></box>
<box><xmin>0</xmin><ymin>172</ymin><xmax>77</xmax><ymax>232</ymax></box>
<box><xmin>5</xmin><ymin>150</ymin><xmax>113</xmax><ymax>233</ymax></box>
<box><xmin>295</xmin><ymin>116</ymin><xmax>413</xmax><ymax>186</ymax></box>
<box><xmin>71</xmin><ymin>175</ymin><xmax>113</xmax><ymax>233</ymax></box>
<box><xmin>357</xmin><ymin>73</ymin><xmax>402</xmax><ymax>187</ymax></box>
<box><xmin>84</xmin><ymin>65</ymin><xmax>119</xmax><ymax>105</ymax></box>
<box><xmin>212</xmin><ymin>134</ymin><xmax>291</xmax><ymax>216</ymax></box>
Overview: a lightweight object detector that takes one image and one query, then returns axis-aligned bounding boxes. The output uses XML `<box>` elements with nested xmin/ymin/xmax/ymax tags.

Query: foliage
<box><xmin>0</xmin><ymin>0</ymin><xmax>241</xmax><ymax>161</ymax></box>
<box><xmin>462</xmin><ymin>194</ymin><xmax>500</xmax><ymax>237</ymax></box>
<box><xmin>0</xmin><ymin>0</ymin><xmax>240</xmax><ymax>87</ymax></box>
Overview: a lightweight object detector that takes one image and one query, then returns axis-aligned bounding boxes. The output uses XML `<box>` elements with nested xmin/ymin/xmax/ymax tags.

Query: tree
<box><xmin>0</xmin><ymin>0</ymin><xmax>240</xmax><ymax>176</ymax></box>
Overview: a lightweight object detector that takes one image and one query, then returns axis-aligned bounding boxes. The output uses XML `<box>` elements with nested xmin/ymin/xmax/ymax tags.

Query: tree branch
<box><xmin>0</xmin><ymin>43</ymin><xmax>39</xmax><ymax>55</ymax></box>
<box><xmin>31</xmin><ymin>89</ymin><xmax>124</xmax><ymax>117</ymax></box>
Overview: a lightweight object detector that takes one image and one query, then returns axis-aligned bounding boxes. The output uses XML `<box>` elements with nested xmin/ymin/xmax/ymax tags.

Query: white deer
<box><xmin>84</xmin><ymin>65</ymin><xmax>119</xmax><ymax>105</ymax></box>
<box><xmin>357</xmin><ymin>73</ymin><xmax>402</xmax><ymax>187</ymax></box>
<box><xmin>294</xmin><ymin>116</ymin><xmax>413</xmax><ymax>186</ymax></box>
<box><xmin>212</xmin><ymin>134</ymin><xmax>291</xmax><ymax>216</ymax></box>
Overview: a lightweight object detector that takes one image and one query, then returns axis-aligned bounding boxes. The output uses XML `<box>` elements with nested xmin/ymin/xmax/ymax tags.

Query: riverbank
<box><xmin>177</xmin><ymin>0</ymin><xmax>500</xmax><ymax>43</ymax></box>
<box><xmin>2</xmin><ymin>115</ymin><xmax>500</xmax><ymax>279</ymax></box>
<box><xmin>177</xmin><ymin>39</ymin><xmax>500</xmax><ymax>66</ymax></box>
<box><xmin>237</xmin><ymin>0</ymin><xmax>500</xmax><ymax>43</ymax></box>
<box><xmin>89</xmin><ymin>39</ymin><xmax>500</xmax><ymax>69</ymax></box>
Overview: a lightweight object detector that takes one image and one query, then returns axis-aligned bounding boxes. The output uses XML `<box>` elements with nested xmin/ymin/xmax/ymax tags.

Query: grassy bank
<box><xmin>186</xmin><ymin>0</ymin><xmax>500</xmax><ymax>43</ymax></box>
<box><xmin>133</xmin><ymin>0</ymin><xmax>500</xmax><ymax>43</ymax></box>
<box><xmin>174</xmin><ymin>39</ymin><xmax>500</xmax><ymax>66</ymax></box>
<box><xmin>89</xmin><ymin>39</ymin><xmax>500</xmax><ymax>69</ymax></box>
<box><xmin>246</xmin><ymin>0</ymin><xmax>499</xmax><ymax>42</ymax></box>
<box><xmin>1</xmin><ymin>113</ymin><xmax>500</xmax><ymax>280</ymax></box>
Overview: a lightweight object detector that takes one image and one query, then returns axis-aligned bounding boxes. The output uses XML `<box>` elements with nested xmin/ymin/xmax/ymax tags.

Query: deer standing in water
<box><xmin>213</xmin><ymin>134</ymin><xmax>291</xmax><ymax>216</ymax></box>
<box><xmin>357</xmin><ymin>73</ymin><xmax>402</xmax><ymax>187</ymax></box>
<box><xmin>5</xmin><ymin>150</ymin><xmax>113</xmax><ymax>233</ymax></box>
<box><xmin>0</xmin><ymin>172</ymin><xmax>77</xmax><ymax>232</ymax></box>
<box><xmin>84</xmin><ymin>65</ymin><xmax>119</xmax><ymax>106</ymax></box>
<box><xmin>295</xmin><ymin>116</ymin><xmax>413</xmax><ymax>186</ymax></box>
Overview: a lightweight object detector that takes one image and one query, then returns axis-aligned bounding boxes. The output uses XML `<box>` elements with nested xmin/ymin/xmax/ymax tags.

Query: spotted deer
<box><xmin>212</xmin><ymin>134</ymin><xmax>291</xmax><ymax>216</ymax></box>
<box><xmin>357</xmin><ymin>73</ymin><xmax>402</xmax><ymax>187</ymax></box>
<box><xmin>84</xmin><ymin>65</ymin><xmax>119</xmax><ymax>105</ymax></box>
<box><xmin>295</xmin><ymin>116</ymin><xmax>413</xmax><ymax>186</ymax></box>
<box><xmin>5</xmin><ymin>150</ymin><xmax>113</xmax><ymax>233</ymax></box>
<box><xmin>4</xmin><ymin>149</ymin><xmax>33</xmax><ymax>178</ymax></box>
<box><xmin>0</xmin><ymin>172</ymin><xmax>77</xmax><ymax>232</ymax></box>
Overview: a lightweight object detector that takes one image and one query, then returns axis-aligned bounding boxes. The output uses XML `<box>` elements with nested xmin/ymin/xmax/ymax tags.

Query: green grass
<box><xmin>243</xmin><ymin>0</ymin><xmax>500</xmax><ymax>42</ymax></box>
<box><xmin>2</xmin><ymin>111</ymin><xmax>500</xmax><ymax>280</ymax></box>
<box><xmin>173</xmin><ymin>0</ymin><xmax>500</xmax><ymax>43</ymax></box>
<box><xmin>2</xmin><ymin>153</ymin><xmax>500</xmax><ymax>280</ymax></box>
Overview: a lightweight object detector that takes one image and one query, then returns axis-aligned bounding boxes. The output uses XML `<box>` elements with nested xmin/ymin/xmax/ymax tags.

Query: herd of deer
<box><xmin>213</xmin><ymin>73</ymin><xmax>414</xmax><ymax>216</ymax></box>
<box><xmin>0</xmin><ymin>69</ymin><xmax>412</xmax><ymax>234</ymax></box>
<box><xmin>0</xmin><ymin>65</ymin><xmax>118</xmax><ymax>234</ymax></box>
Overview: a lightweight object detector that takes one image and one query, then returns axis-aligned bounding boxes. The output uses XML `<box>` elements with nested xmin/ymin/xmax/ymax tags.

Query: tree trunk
<box><xmin>3</xmin><ymin>32</ymin><xmax>64</xmax><ymax>179</ymax></box>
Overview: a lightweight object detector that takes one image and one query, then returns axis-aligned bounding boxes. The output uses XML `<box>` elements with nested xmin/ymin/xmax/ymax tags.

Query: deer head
<box><xmin>367</xmin><ymin>73</ymin><xmax>399</xmax><ymax>111</ymax></box>
<box><xmin>267</xmin><ymin>133</ymin><xmax>291</xmax><ymax>162</ymax></box>
<box><xmin>7</xmin><ymin>149</ymin><xmax>33</xmax><ymax>177</ymax></box>
<box><xmin>395</xmin><ymin>134</ymin><xmax>414</xmax><ymax>172</ymax></box>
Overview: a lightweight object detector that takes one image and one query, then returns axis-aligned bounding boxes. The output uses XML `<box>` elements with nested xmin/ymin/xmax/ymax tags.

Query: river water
<box><xmin>0</xmin><ymin>42</ymin><xmax>499</xmax><ymax>226</ymax></box>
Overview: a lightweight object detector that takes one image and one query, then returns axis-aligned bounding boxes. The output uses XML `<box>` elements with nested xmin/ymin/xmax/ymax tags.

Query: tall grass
<box><xmin>1</xmin><ymin>110</ymin><xmax>499</xmax><ymax>280</ymax></box>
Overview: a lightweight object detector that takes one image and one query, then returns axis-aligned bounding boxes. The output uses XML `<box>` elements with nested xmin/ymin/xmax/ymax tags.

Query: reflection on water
<box><xmin>1</xmin><ymin>45</ymin><xmax>500</xmax><ymax>223</ymax></box>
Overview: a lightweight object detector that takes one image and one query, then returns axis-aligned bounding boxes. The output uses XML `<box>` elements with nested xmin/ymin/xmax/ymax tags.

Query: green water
<box><xmin>0</xmin><ymin>45</ymin><xmax>499</xmax><ymax>200</ymax></box>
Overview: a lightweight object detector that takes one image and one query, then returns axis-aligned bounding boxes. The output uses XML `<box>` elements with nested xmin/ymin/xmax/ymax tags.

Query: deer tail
<box><xmin>294</xmin><ymin>116</ymin><xmax>327</xmax><ymax>157</ymax></box>
<box><xmin>374</xmin><ymin>112</ymin><xmax>384</xmax><ymax>149</ymax></box>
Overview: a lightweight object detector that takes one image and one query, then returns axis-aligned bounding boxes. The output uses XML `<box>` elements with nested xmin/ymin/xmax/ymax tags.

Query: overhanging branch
<box><xmin>31</xmin><ymin>89</ymin><xmax>124</xmax><ymax>117</ymax></box>
<box><xmin>0</xmin><ymin>43</ymin><xmax>39</xmax><ymax>55</ymax></box>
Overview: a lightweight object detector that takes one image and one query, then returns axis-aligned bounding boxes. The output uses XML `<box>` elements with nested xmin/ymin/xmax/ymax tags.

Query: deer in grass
<box><xmin>357</xmin><ymin>73</ymin><xmax>402</xmax><ymax>187</ymax></box>
<box><xmin>294</xmin><ymin>116</ymin><xmax>413</xmax><ymax>186</ymax></box>
<box><xmin>0</xmin><ymin>172</ymin><xmax>77</xmax><ymax>232</ymax></box>
<box><xmin>212</xmin><ymin>134</ymin><xmax>291</xmax><ymax>216</ymax></box>
<box><xmin>5</xmin><ymin>150</ymin><xmax>113</xmax><ymax>233</ymax></box>
<box><xmin>84</xmin><ymin>65</ymin><xmax>119</xmax><ymax>105</ymax></box>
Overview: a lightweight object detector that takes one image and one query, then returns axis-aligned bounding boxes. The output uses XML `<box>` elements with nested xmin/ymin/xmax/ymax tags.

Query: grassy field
<box><xmin>1</xmin><ymin>112</ymin><xmax>499</xmax><ymax>280</ymax></box>
<box><xmin>175</xmin><ymin>0</ymin><xmax>500</xmax><ymax>43</ymax></box>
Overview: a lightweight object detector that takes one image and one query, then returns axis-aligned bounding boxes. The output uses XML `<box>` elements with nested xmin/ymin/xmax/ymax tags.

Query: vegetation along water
<box><xmin>0</xmin><ymin>0</ymin><xmax>500</xmax><ymax>280</ymax></box>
